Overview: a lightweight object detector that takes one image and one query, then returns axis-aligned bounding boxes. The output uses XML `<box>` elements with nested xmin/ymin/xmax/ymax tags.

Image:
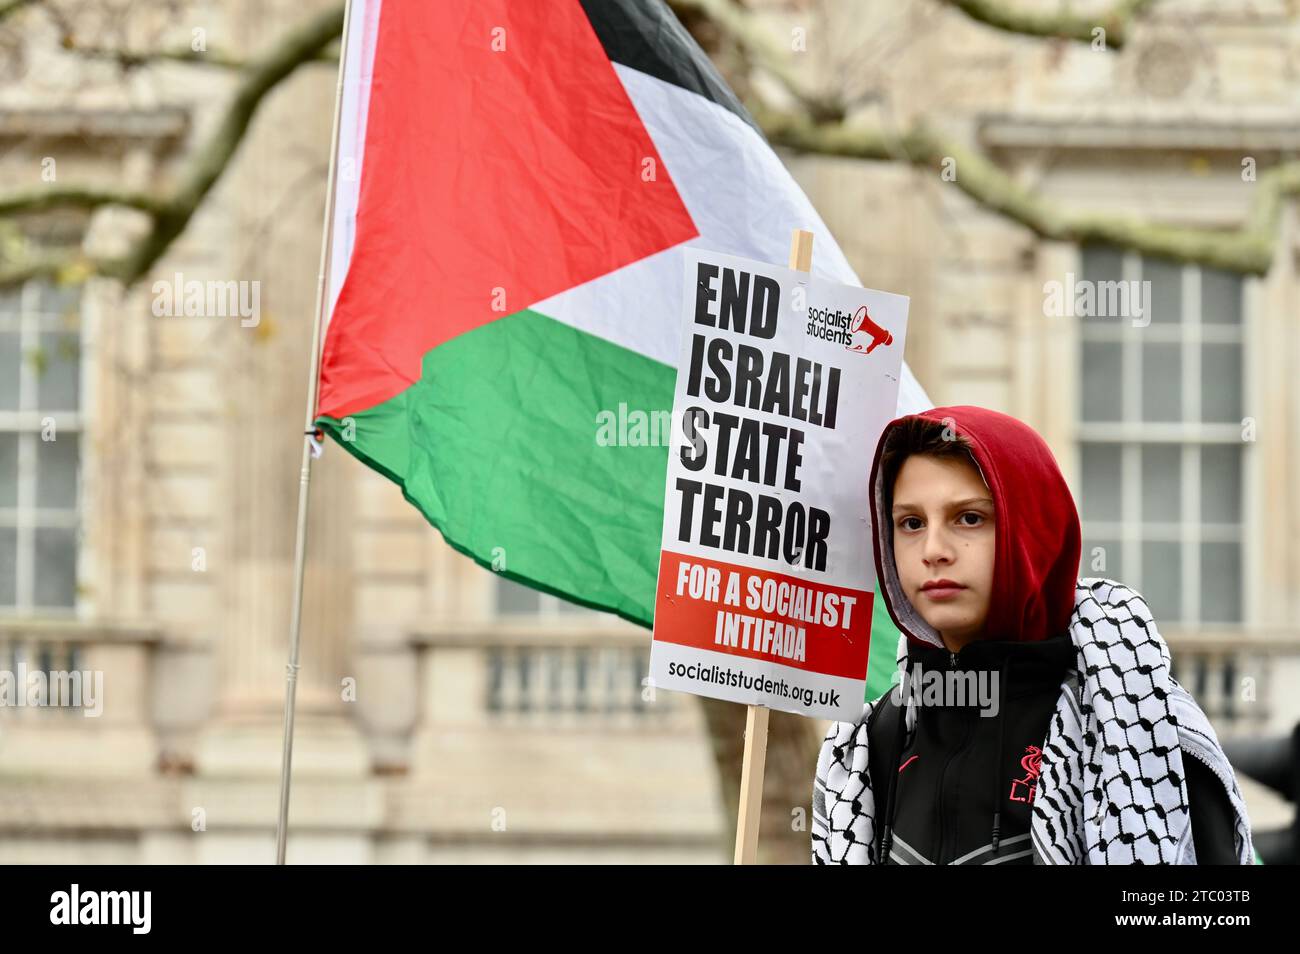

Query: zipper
<box><xmin>935</xmin><ymin>648</ymin><xmax>974</xmax><ymax>864</ymax></box>
<box><xmin>1170</xmin><ymin>684</ymin><xmax>1237</xmax><ymax>796</ymax></box>
<box><xmin>1180</xmin><ymin>732</ymin><xmax>1234</xmax><ymax>795</ymax></box>
<box><xmin>1178</xmin><ymin>734</ymin><xmax>1245</xmax><ymax>861</ymax></box>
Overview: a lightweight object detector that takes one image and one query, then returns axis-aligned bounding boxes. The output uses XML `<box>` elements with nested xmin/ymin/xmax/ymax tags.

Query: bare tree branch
<box><xmin>107</xmin><ymin>2</ymin><xmax>344</xmax><ymax>281</ymax></box>
<box><xmin>671</xmin><ymin>0</ymin><xmax>846</xmax><ymax>121</ymax></box>
<box><xmin>937</xmin><ymin>0</ymin><xmax>1159</xmax><ymax>49</ymax></box>
<box><xmin>0</xmin><ymin>186</ymin><xmax>166</xmax><ymax>217</ymax></box>
<box><xmin>673</xmin><ymin>0</ymin><xmax>1290</xmax><ymax>275</ymax></box>
<box><xmin>757</xmin><ymin>104</ymin><xmax>1292</xmax><ymax>275</ymax></box>
<box><xmin>0</xmin><ymin>1</ymin><xmax>345</xmax><ymax>288</ymax></box>
<box><xmin>0</xmin><ymin>253</ymin><xmax>65</xmax><ymax>287</ymax></box>
<box><xmin>0</xmin><ymin>0</ymin><xmax>40</xmax><ymax>24</ymax></box>
<box><xmin>56</xmin><ymin>36</ymin><xmax>339</xmax><ymax>71</ymax></box>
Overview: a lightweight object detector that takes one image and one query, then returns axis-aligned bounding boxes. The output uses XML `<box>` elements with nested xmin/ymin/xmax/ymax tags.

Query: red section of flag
<box><xmin>652</xmin><ymin>551</ymin><xmax>873</xmax><ymax>680</ymax></box>
<box><xmin>317</xmin><ymin>0</ymin><xmax>698</xmax><ymax>420</ymax></box>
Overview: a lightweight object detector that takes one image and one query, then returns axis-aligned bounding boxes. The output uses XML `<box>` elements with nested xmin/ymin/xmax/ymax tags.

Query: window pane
<box><xmin>1081</xmin><ymin>245</ymin><xmax>1124</xmax><ymax>281</ymax></box>
<box><xmin>1141</xmin><ymin>443</ymin><xmax>1180</xmax><ymax>523</ymax></box>
<box><xmin>1141</xmin><ymin>342</ymin><xmax>1181</xmax><ymax>421</ymax></box>
<box><xmin>34</xmin><ymin>283</ymin><xmax>80</xmax><ymax>321</ymax></box>
<box><xmin>1141</xmin><ymin>541</ymin><xmax>1180</xmax><ymax>623</ymax></box>
<box><xmin>1081</xmin><ymin>341</ymin><xmax>1123</xmax><ymax>421</ymax></box>
<box><xmin>1081</xmin><ymin>538</ymin><xmax>1121</xmax><ymax>579</ymax></box>
<box><xmin>0</xmin><ymin>331</ymin><xmax>19</xmax><ymax>410</ymax></box>
<box><xmin>0</xmin><ymin>526</ymin><xmax>15</xmax><ymax>606</ymax></box>
<box><xmin>1201</xmin><ymin>267</ymin><xmax>1242</xmax><ymax>325</ymax></box>
<box><xmin>495</xmin><ymin>577</ymin><xmax>540</xmax><ymax>615</ymax></box>
<box><xmin>35</xmin><ymin>433</ymin><xmax>78</xmax><ymax>509</ymax></box>
<box><xmin>1142</xmin><ymin>258</ymin><xmax>1182</xmax><ymax>324</ymax></box>
<box><xmin>1200</xmin><ymin>542</ymin><xmax>1241</xmax><ymax>623</ymax></box>
<box><xmin>552</xmin><ymin>594</ymin><xmax>595</xmax><ymax>617</ymax></box>
<box><xmin>33</xmin><ymin>526</ymin><xmax>77</xmax><ymax>608</ymax></box>
<box><xmin>34</xmin><ymin>332</ymin><xmax>80</xmax><ymax>411</ymax></box>
<box><xmin>1200</xmin><ymin>343</ymin><xmax>1242</xmax><ymax>423</ymax></box>
<box><xmin>1200</xmin><ymin>444</ymin><xmax>1241</xmax><ymax>524</ymax></box>
<box><xmin>0</xmin><ymin>432</ymin><xmax>16</xmax><ymax>507</ymax></box>
<box><xmin>1081</xmin><ymin>245</ymin><xmax>1124</xmax><ymax>324</ymax></box>
<box><xmin>1081</xmin><ymin>443</ymin><xmax>1122</xmax><ymax>521</ymax></box>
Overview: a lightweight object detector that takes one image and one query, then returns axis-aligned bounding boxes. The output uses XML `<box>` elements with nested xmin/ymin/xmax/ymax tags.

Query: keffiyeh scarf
<box><xmin>812</xmin><ymin>578</ymin><xmax>1255</xmax><ymax>864</ymax></box>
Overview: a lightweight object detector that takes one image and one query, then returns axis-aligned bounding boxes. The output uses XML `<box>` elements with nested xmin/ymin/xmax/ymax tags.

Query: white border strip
<box><xmin>325</xmin><ymin>0</ymin><xmax>383</xmax><ymax>326</ymax></box>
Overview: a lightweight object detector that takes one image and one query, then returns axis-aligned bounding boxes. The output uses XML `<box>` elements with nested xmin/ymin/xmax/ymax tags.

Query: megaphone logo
<box><xmin>846</xmin><ymin>305</ymin><xmax>893</xmax><ymax>355</ymax></box>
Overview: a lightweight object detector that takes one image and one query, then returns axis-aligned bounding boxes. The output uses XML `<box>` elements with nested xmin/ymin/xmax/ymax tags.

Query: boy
<box><xmin>811</xmin><ymin>406</ymin><xmax>1253</xmax><ymax>864</ymax></box>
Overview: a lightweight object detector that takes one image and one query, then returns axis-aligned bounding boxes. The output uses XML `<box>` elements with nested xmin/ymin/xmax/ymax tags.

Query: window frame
<box><xmin>0</xmin><ymin>280</ymin><xmax>84</xmax><ymax>616</ymax></box>
<box><xmin>1077</xmin><ymin>248</ymin><xmax>1247</xmax><ymax>625</ymax></box>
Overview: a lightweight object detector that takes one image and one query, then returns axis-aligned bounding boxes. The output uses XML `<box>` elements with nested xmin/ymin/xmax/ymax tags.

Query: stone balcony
<box><xmin>4</xmin><ymin>612</ymin><xmax>1291</xmax><ymax>862</ymax></box>
<box><xmin>0</xmin><ymin>617</ymin><xmax>162</xmax><ymax>777</ymax></box>
<box><xmin>1164</xmin><ymin>628</ymin><xmax>1300</xmax><ymax>737</ymax></box>
<box><xmin>392</xmin><ymin>620</ymin><xmax>727</xmax><ymax>862</ymax></box>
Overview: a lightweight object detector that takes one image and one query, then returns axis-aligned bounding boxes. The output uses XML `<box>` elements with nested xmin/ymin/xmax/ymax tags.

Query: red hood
<box><xmin>868</xmin><ymin>405</ymin><xmax>1081</xmax><ymax>647</ymax></box>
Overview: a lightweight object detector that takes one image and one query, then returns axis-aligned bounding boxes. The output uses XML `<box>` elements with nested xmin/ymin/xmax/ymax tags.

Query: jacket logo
<box><xmin>1009</xmin><ymin>745</ymin><xmax>1042</xmax><ymax>804</ymax></box>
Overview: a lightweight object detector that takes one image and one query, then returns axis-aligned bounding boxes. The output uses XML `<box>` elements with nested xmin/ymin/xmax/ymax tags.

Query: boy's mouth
<box><xmin>920</xmin><ymin>579</ymin><xmax>966</xmax><ymax>601</ymax></box>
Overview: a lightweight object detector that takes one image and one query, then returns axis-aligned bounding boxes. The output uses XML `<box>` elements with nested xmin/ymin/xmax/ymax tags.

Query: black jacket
<box><xmin>867</xmin><ymin>632</ymin><xmax>1242</xmax><ymax>864</ymax></box>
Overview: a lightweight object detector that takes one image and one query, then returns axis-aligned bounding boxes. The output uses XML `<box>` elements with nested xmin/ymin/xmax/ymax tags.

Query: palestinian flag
<box><xmin>316</xmin><ymin>0</ymin><xmax>931</xmax><ymax>699</ymax></box>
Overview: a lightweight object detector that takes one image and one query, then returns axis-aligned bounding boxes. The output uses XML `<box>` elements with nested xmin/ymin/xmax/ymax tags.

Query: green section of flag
<box><xmin>865</xmin><ymin>597</ymin><xmax>903</xmax><ymax>702</ymax></box>
<box><xmin>319</xmin><ymin>308</ymin><xmax>674</xmax><ymax>626</ymax></box>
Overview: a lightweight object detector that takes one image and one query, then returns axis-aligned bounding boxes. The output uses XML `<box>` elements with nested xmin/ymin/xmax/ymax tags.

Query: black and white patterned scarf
<box><xmin>812</xmin><ymin>578</ymin><xmax>1255</xmax><ymax>864</ymax></box>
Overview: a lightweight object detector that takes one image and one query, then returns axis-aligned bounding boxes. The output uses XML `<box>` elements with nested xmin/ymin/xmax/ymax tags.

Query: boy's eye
<box><xmin>896</xmin><ymin>512</ymin><xmax>990</xmax><ymax>532</ymax></box>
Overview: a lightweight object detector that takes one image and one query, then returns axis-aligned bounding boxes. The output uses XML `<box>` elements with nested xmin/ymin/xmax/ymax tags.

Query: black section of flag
<box><xmin>579</xmin><ymin>0</ymin><xmax>760</xmax><ymax>133</ymax></box>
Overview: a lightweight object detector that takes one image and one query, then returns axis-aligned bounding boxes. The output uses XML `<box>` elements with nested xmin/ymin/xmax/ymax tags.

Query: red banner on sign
<box><xmin>653</xmin><ymin>550</ymin><xmax>872</xmax><ymax>681</ymax></box>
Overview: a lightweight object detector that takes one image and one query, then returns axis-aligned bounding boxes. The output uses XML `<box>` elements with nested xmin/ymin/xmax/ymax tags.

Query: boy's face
<box><xmin>890</xmin><ymin>453</ymin><xmax>996</xmax><ymax>652</ymax></box>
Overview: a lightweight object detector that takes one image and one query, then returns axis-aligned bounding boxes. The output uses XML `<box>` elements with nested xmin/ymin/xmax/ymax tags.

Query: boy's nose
<box><xmin>922</xmin><ymin>529</ymin><xmax>956</xmax><ymax>566</ymax></box>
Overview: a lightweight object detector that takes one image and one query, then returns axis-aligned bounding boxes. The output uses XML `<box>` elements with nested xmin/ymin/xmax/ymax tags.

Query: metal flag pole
<box><xmin>275</xmin><ymin>0</ymin><xmax>355</xmax><ymax>866</ymax></box>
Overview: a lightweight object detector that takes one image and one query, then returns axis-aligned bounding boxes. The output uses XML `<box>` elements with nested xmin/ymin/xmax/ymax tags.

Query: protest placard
<box><xmin>650</xmin><ymin>242</ymin><xmax>909</xmax><ymax>723</ymax></box>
